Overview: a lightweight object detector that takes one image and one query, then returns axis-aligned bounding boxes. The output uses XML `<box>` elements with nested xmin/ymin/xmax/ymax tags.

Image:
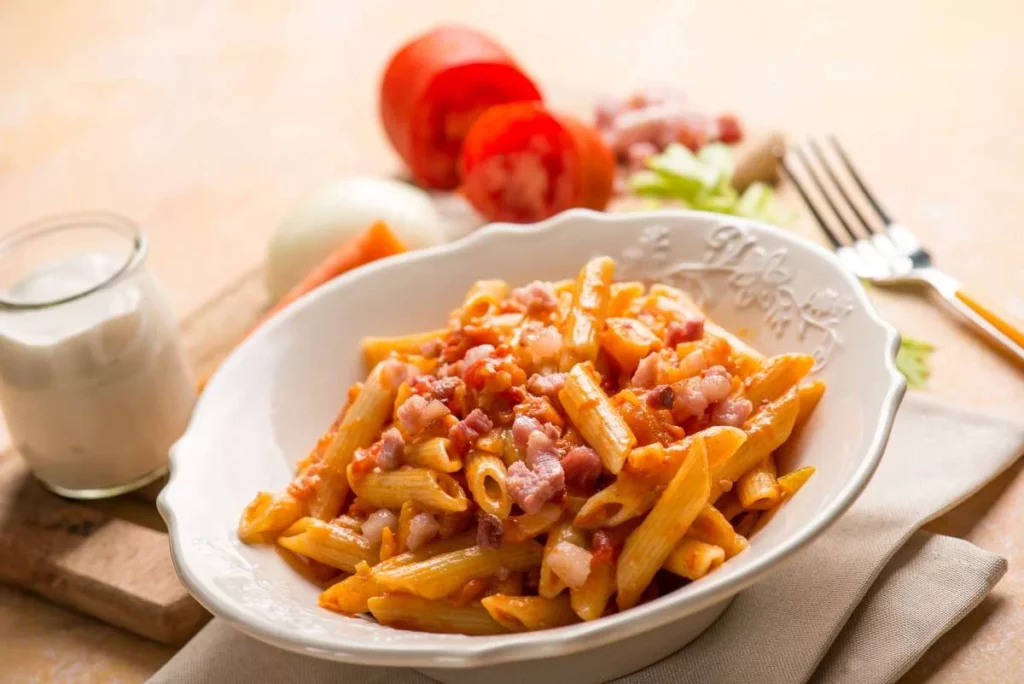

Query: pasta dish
<box><xmin>238</xmin><ymin>256</ymin><xmax>822</xmax><ymax>633</ymax></box>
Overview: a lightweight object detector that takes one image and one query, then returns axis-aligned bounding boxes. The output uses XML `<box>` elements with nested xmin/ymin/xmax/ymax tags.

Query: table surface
<box><xmin>1</xmin><ymin>1</ymin><xmax>1022</xmax><ymax>682</ymax></box>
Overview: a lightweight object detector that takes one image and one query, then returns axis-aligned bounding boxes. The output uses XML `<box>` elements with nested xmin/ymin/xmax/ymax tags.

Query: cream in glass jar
<box><xmin>0</xmin><ymin>213</ymin><xmax>195</xmax><ymax>498</ymax></box>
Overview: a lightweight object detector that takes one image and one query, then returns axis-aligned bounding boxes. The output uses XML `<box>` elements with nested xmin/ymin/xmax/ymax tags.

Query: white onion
<box><xmin>361</xmin><ymin>509</ymin><xmax>398</xmax><ymax>545</ymax></box>
<box><xmin>266</xmin><ymin>177</ymin><xmax>445</xmax><ymax>300</ymax></box>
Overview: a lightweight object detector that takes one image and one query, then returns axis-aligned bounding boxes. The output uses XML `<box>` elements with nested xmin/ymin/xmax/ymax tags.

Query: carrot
<box><xmin>197</xmin><ymin>221</ymin><xmax>407</xmax><ymax>392</ymax></box>
<box><xmin>260</xmin><ymin>221</ymin><xmax>407</xmax><ymax>328</ymax></box>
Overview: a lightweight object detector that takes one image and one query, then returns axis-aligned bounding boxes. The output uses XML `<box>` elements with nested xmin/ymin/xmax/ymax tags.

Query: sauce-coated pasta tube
<box><xmin>319</xmin><ymin>532</ymin><xmax>476</xmax><ymax>614</ymax></box>
<box><xmin>481</xmin><ymin>595</ymin><xmax>579</xmax><ymax>631</ymax></box>
<box><xmin>276</xmin><ymin>518</ymin><xmax>377</xmax><ymax>573</ymax></box>
<box><xmin>373</xmin><ymin>541</ymin><xmax>543</xmax><ymax>599</ymax></box>
<box><xmin>311</xmin><ymin>361</ymin><xmax>403</xmax><ymax>519</ymax></box>
<box><xmin>465</xmin><ymin>450</ymin><xmax>512</xmax><ymax>518</ymax></box>
<box><xmin>238</xmin><ymin>492</ymin><xmax>307</xmax><ymax>544</ymax></box>
<box><xmin>710</xmin><ymin>387</ymin><xmax>799</xmax><ymax>500</ymax></box>
<box><xmin>685</xmin><ymin>504</ymin><xmax>748</xmax><ymax>558</ymax></box>
<box><xmin>369</xmin><ymin>595</ymin><xmax>508</xmax><ymax>635</ymax></box>
<box><xmin>559</xmin><ymin>362</ymin><xmax>636</xmax><ymax>474</ymax></box>
<box><xmin>362</xmin><ymin>328</ymin><xmax>448</xmax><ymax>367</ymax></box>
<box><xmin>403</xmin><ymin>437</ymin><xmax>462</xmax><ymax>473</ymax></box>
<box><xmin>570</xmin><ymin>561</ymin><xmax>614</xmax><ymax>621</ymax></box>
<box><xmin>662</xmin><ymin>539</ymin><xmax>726</xmax><ymax>580</ymax></box>
<box><xmin>460</xmin><ymin>279</ymin><xmax>509</xmax><ymax>322</ymax></box>
<box><xmin>743</xmin><ymin>353</ymin><xmax>814</xmax><ymax>406</ymax></box>
<box><xmin>616</xmin><ymin>437</ymin><xmax>710</xmax><ymax>609</ymax></box>
<box><xmin>559</xmin><ymin>257</ymin><xmax>614</xmax><ymax>370</ymax></box>
<box><xmin>349</xmin><ymin>466</ymin><xmax>468</xmax><ymax>512</ymax></box>
<box><xmin>735</xmin><ymin>454</ymin><xmax>781</xmax><ymax>510</ymax></box>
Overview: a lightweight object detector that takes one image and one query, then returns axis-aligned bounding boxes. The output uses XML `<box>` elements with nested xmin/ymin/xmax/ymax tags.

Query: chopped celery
<box><xmin>626</xmin><ymin>143</ymin><xmax>787</xmax><ymax>225</ymax></box>
<box><xmin>895</xmin><ymin>336</ymin><xmax>935</xmax><ymax>389</ymax></box>
<box><xmin>646</xmin><ymin>144</ymin><xmax>721</xmax><ymax>195</ymax></box>
<box><xmin>627</xmin><ymin>170</ymin><xmax>676</xmax><ymax>197</ymax></box>
<box><xmin>698</xmin><ymin>143</ymin><xmax>734</xmax><ymax>179</ymax></box>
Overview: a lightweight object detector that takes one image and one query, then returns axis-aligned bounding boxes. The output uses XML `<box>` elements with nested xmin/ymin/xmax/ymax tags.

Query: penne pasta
<box><xmin>369</xmin><ymin>595</ymin><xmax>508</xmax><ymax>635</ymax></box>
<box><xmin>319</xmin><ymin>532</ymin><xmax>476</xmax><ymax>614</ymax></box>
<box><xmin>276</xmin><ymin>517</ymin><xmax>377</xmax><ymax>572</ymax></box>
<box><xmin>662</xmin><ymin>539</ymin><xmax>726</xmax><ymax>580</ymax></box>
<box><xmin>242</xmin><ymin>255</ymin><xmax>825</xmax><ymax>632</ymax></box>
<box><xmin>238</xmin><ymin>492</ymin><xmax>307</xmax><ymax>544</ymax></box>
<box><xmin>481</xmin><ymin>595</ymin><xmax>580</xmax><ymax>631</ymax></box>
<box><xmin>465</xmin><ymin>450</ymin><xmax>512</xmax><ymax>518</ymax></box>
<box><xmin>710</xmin><ymin>387</ymin><xmax>799</xmax><ymax>499</ymax></box>
<box><xmin>372</xmin><ymin>541</ymin><xmax>544</xmax><ymax>600</ymax></box>
<box><xmin>607</xmin><ymin>281</ymin><xmax>646</xmax><ymax>317</ymax></box>
<box><xmin>539</xmin><ymin>520</ymin><xmax>585</xmax><ymax>598</ymax></box>
<box><xmin>600</xmin><ymin>317</ymin><xmax>661</xmax><ymax>374</ymax></box>
<box><xmin>685</xmin><ymin>504</ymin><xmax>748</xmax><ymax>558</ymax></box>
<box><xmin>735</xmin><ymin>454</ymin><xmax>781</xmax><ymax>510</ymax></box>
<box><xmin>559</xmin><ymin>257</ymin><xmax>615</xmax><ymax>370</ymax></box>
<box><xmin>559</xmin><ymin>362</ymin><xmax>637</xmax><ymax>474</ymax></box>
<box><xmin>461</xmin><ymin>279</ymin><xmax>510</xmax><ymax>322</ymax></box>
<box><xmin>403</xmin><ymin>437</ymin><xmax>462</xmax><ymax>473</ymax></box>
<box><xmin>362</xmin><ymin>328</ymin><xmax>448</xmax><ymax>367</ymax></box>
<box><xmin>349</xmin><ymin>466</ymin><xmax>468</xmax><ymax>512</ymax></box>
<box><xmin>574</xmin><ymin>427</ymin><xmax>745</xmax><ymax>529</ymax></box>
<box><xmin>503</xmin><ymin>504</ymin><xmax>564</xmax><ymax>543</ymax></box>
<box><xmin>616</xmin><ymin>436</ymin><xmax>710</xmax><ymax>609</ymax></box>
<box><xmin>570</xmin><ymin>561</ymin><xmax>614</xmax><ymax>621</ymax></box>
<box><xmin>794</xmin><ymin>380</ymin><xmax>826</xmax><ymax>431</ymax></box>
<box><xmin>311</xmin><ymin>361</ymin><xmax>401</xmax><ymax>520</ymax></box>
<box><xmin>743</xmin><ymin>353</ymin><xmax>815</xmax><ymax>406</ymax></box>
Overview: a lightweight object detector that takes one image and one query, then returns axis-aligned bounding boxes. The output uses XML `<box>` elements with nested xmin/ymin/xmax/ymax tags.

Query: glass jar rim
<box><xmin>0</xmin><ymin>212</ymin><xmax>147</xmax><ymax>311</ymax></box>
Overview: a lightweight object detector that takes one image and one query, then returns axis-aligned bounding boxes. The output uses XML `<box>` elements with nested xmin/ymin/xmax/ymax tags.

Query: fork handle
<box><xmin>919</xmin><ymin>268</ymin><xmax>1024</xmax><ymax>364</ymax></box>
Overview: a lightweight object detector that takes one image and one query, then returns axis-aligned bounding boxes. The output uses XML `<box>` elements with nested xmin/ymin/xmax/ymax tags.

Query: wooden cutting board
<box><xmin>0</xmin><ymin>267</ymin><xmax>267</xmax><ymax>646</ymax></box>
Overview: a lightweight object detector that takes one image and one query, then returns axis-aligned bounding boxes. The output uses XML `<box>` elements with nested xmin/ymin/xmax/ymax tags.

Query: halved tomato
<box><xmin>459</xmin><ymin>102</ymin><xmax>615</xmax><ymax>223</ymax></box>
<box><xmin>380</xmin><ymin>26</ymin><xmax>542</xmax><ymax>190</ymax></box>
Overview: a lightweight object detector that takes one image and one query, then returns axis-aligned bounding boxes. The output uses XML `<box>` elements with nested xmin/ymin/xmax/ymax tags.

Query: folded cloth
<box><xmin>150</xmin><ymin>395</ymin><xmax>1024</xmax><ymax>684</ymax></box>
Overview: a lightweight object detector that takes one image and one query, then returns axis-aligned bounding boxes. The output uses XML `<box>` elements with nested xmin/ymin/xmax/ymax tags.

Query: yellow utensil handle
<box><xmin>955</xmin><ymin>290</ymin><xmax>1024</xmax><ymax>349</ymax></box>
<box><xmin>947</xmin><ymin>288</ymin><xmax>1024</xmax><ymax>363</ymax></box>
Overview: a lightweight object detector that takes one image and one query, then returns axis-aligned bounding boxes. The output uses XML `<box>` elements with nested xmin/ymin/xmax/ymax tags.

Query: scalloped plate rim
<box><xmin>158</xmin><ymin>208</ymin><xmax>906</xmax><ymax>668</ymax></box>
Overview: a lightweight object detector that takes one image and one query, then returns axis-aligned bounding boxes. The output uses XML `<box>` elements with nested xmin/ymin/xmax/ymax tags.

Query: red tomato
<box><xmin>380</xmin><ymin>26</ymin><xmax>542</xmax><ymax>190</ymax></box>
<box><xmin>459</xmin><ymin>102</ymin><xmax>615</xmax><ymax>223</ymax></box>
<box><xmin>715</xmin><ymin>113</ymin><xmax>744</xmax><ymax>144</ymax></box>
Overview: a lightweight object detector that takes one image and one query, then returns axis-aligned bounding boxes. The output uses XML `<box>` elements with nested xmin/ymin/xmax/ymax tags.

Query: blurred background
<box><xmin>0</xmin><ymin>1</ymin><xmax>1021</xmax><ymax>682</ymax></box>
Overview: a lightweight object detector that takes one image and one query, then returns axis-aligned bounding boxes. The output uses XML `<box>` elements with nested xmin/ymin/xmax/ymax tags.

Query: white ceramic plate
<box><xmin>159</xmin><ymin>209</ymin><xmax>905</xmax><ymax>683</ymax></box>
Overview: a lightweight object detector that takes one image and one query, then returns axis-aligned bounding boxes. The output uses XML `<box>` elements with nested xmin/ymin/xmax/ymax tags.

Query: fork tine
<box><xmin>827</xmin><ymin>136</ymin><xmax>893</xmax><ymax>225</ymax></box>
<box><xmin>780</xmin><ymin>155</ymin><xmax>844</xmax><ymax>250</ymax></box>
<box><xmin>808</xmin><ymin>139</ymin><xmax>880</xmax><ymax>235</ymax></box>
<box><xmin>792</xmin><ymin>144</ymin><xmax>862</xmax><ymax>243</ymax></box>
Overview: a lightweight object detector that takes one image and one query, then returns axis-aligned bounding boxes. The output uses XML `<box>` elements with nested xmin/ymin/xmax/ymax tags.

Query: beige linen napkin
<box><xmin>150</xmin><ymin>395</ymin><xmax>1024</xmax><ymax>684</ymax></box>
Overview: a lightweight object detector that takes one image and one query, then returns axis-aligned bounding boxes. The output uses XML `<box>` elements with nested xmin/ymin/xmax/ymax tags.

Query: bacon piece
<box><xmin>665</xmin><ymin>317</ymin><xmax>705</xmax><ymax>346</ymax></box>
<box><xmin>449</xmin><ymin>408</ymin><xmax>494</xmax><ymax>456</ymax></box>
<box><xmin>512</xmin><ymin>414</ymin><xmax>543</xmax><ymax>452</ymax></box>
<box><xmin>464</xmin><ymin>343</ymin><xmax>496</xmax><ymax>366</ymax></box>
<box><xmin>710</xmin><ymin>398</ymin><xmax>754</xmax><ymax>427</ymax></box>
<box><xmin>476</xmin><ymin>512</ymin><xmax>504</xmax><ymax>549</ymax></box>
<box><xmin>631</xmin><ymin>352</ymin><xmax>661</xmax><ymax>388</ymax></box>
<box><xmin>396</xmin><ymin>395</ymin><xmax>451</xmax><ymax>436</ymax></box>
<box><xmin>510</xmin><ymin>281</ymin><xmax>559</xmax><ymax>315</ymax></box>
<box><xmin>671</xmin><ymin>366</ymin><xmax>734</xmax><ymax>420</ymax></box>
<box><xmin>380</xmin><ymin>359</ymin><xmax>417</xmax><ymax>390</ymax></box>
<box><xmin>546</xmin><ymin>541</ymin><xmax>592</xmax><ymax>590</ymax></box>
<box><xmin>361</xmin><ymin>509</ymin><xmax>398</xmax><ymax>545</ymax></box>
<box><xmin>561</xmin><ymin>445</ymin><xmax>602</xmax><ymax>491</ymax></box>
<box><xmin>506</xmin><ymin>430</ymin><xmax>566</xmax><ymax>514</ymax></box>
<box><xmin>405</xmin><ymin>512</ymin><xmax>440</xmax><ymax>551</ymax></box>
<box><xmin>646</xmin><ymin>384</ymin><xmax>675</xmax><ymax>410</ymax></box>
<box><xmin>377</xmin><ymin>427</ymin><xmax>405</xmax><ymax>471</ymax></box>
<box><xmin>525</xmin><ymin>325</ymin><xmax>562</xmax><ymax>361</ymax></box>
<box><xmin>526</xmin><ymin>372</ymin><xmax>567</xmax><ymax>399</ymax></box>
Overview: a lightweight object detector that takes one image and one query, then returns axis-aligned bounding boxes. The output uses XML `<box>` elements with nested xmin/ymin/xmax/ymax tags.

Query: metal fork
<box><xmin>782</xmin><ymin>136</ymin><xmax>1024</xmax><ymax>364</ymax></box>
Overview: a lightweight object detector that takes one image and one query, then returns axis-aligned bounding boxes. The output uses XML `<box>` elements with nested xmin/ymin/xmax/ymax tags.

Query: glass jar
<box><xmin>0</xmin><ymin>213</ymin><xmax>196</xmax><ymax>498</ymax></box>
